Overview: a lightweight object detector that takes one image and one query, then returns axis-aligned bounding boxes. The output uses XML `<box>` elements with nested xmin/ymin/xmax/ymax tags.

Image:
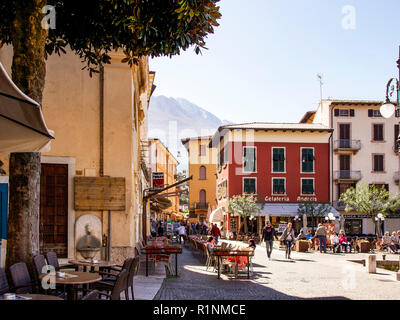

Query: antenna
<box><xmin>317</xmin><ymin>73</ymin><xmax>324</xmax><ymax>101</ymax></box>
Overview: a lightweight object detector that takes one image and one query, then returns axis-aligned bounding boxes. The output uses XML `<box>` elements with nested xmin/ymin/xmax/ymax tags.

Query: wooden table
<box><xmin>68</xmin><ymin>259</ymin><xmax>117</xmax><ymax>272</ymax></box>
<box><xmin>141</xmin><ymin>246</ymin><xmax>182</xmax><ymax>277</ymax></box>
<box><xmin>39</xmin><ymin>271</ymin><xmax>101</xmax><ymax>300</ymax></box>
<box><xmin>213</xmin><ymin>250</ymin><xmax>254</xmax><ymax>280</ymax></box>
<box><xmin>19</xmin><ymin>294</ymin><xmax>64</xmax><ymax>301</ymax></box>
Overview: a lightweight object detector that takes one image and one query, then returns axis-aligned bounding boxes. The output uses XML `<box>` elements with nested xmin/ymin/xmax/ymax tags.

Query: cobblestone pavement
<box><xmin>155</xmin><ymin>240</ymin><xmax>400</xmax><ymax>300</ymax></box>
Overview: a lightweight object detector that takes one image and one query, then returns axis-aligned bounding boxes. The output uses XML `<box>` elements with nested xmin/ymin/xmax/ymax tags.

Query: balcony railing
<box><xmin>394</xmin><ymin>172</ymin><xmax>400</xmax><ymax>184</ymax></box>
<box><xmin>333</xmin><ymin>200</ymin><xmax>346</xmax><ymax>211</ymax></box>
<box><xmin>333</xmin><ymin>170</ymin><xmax>362</xmax><ymax>181</ymax></box>
<box><xmin>333</xmin><ymin>140</ymin><xmax>361</xmax><ymax>152</ymax></box>
<box><xmin>195</xmin><ymin>202</ymin><xmax>209</xmax><ymax>210</ymax></box>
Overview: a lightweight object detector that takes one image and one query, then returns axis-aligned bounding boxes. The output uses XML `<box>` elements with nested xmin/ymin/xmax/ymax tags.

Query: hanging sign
<box><xmin>152</xmin><ymin>172</ymin><xmax>164</xmax><ymax>190</ymax></box>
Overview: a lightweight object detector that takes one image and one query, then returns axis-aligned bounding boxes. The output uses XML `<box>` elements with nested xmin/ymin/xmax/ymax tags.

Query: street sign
<box><xmin>152</xmin><ymin>172</ymin><xmax>164</xmax><ymax>190</ymax></box>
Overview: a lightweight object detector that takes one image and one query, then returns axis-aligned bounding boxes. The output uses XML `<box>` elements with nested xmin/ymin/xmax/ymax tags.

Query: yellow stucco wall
<box><xmin>0</xmin><ymin>46</ymin><xmax>151</xmax><ymax>261</ymax></box>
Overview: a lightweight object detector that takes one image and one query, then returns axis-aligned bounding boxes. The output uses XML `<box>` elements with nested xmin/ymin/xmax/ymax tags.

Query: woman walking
<box><xmin>280</xmin><ymin>223</ymin><xmax>296</xmax><ymax>259</ymax></box>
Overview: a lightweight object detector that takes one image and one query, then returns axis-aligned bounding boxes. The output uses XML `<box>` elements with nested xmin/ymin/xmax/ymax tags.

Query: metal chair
<box><xmin>81</xmin><ymin>289</ymin><xmax>101</xmax><ymax>300</ymax></box>
<box><xmin>96</xmin><ymin>269</ymin><xmax>128</xmax><ymax>300</ymax></box>
<box><xmin>9</xmin><ymin>262</ymin><xmax>33</xmax><ymax>294</ymax></box>
<box><xmin>0</xmin><ymin>267</ymin><xmax>9</xmax><ymax>294</ymax></box>
<box><xmin>45</xmin><ymin>251</ymin><xmax>76</xmax><ymax>271</ymax></box>
<box><xmin>127</xmin><ymin>257</ymin><xmax>139</xmax><ymax>300</ymax></box>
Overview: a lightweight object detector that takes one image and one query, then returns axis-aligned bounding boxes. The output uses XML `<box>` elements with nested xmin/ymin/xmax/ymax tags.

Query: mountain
<box><xmin>148</xmin><ymin>96</ymin><xmax>230</xmax><ymax>171</ymax></box>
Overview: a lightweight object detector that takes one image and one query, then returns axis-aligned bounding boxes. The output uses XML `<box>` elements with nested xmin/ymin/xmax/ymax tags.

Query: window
<box><xmin>373</xmin><ymin>124</ymin><xmax>384</xmax><ymax>141</ymax></box>
<box><xmin>334</xmin><ymin>109</ymin><xmax>355</xmax><ymax>117</ymax></box>
<box><xmin>368</xmin><ymin>109</ymin><xmax>382</xmax><ymax>118</ymax></box>
<box><xmin>243</xmin><ymin>178</ymin><xmax>256</xmax><ymax>194</ymax></box>
<box><xmin>243</xmin><ymin>147</ymin><xmax>256</xmax><ymax>173</ymax></box>
<box><xmin>272</xmin><ymin>148</ymin><xmax>285</xmax><ymax>172</ymax></box>
<box><xmin>199</xmin><ymin>145</ymin><xmax>206</xmax><ymax>156</ymax></box>
<box><xmin>373</xmin><ymin>154</ymin><xmax>384</xmax><ymax>172</ymax></box>
<box><xmin>272</xmin><ymin>178</ymin><xmax>286</xmax><ymax>195</ymax></box>
<box><xmin>301</xmin><ymin>148</ymin><xmax>314</xmax><ymax>173</ymax></box>
<box><xmin>219</xmin><ymin>147</ymin><xmax>229</xmax><ymax>167</ymax></box>
<box><xmin>301</xmin><ymin>179</ymin><xmax>315</xmax><ymax>195</ymax></box>
<box><xmin>395</xmin><ymin>124</ymin><xmax>399</xmax><ymax>150</ymax></box>
<box><xmin>199</xmin><ymin>166</ymin><xmax>206</xmax><ymax>180</ymax></box>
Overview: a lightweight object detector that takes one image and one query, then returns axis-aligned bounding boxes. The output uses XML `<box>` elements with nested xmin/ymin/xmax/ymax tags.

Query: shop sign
<box><xmin>152</xmin><ymin>172</ymin><xmax>164</xmax><ymax>190</ymax></box>
<box><xmin>265</xmin><ymin>196</ymin><xmax>290</xmax><ymax>202</ymax></box>
<box><xmin>297</xmin><ymin>196</ymin><xmax>317</xmax><ymax>202</ymax></box>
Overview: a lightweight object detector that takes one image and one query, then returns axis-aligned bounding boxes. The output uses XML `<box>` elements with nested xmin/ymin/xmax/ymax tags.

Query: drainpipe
<box><xmin>99</xmin><ymin>64</ymin><xmax>104</xmax><ymax>177</ymax></box>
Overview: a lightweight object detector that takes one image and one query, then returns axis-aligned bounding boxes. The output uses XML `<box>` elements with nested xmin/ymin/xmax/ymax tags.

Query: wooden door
<box><xmin>40</xmin><ymin>164</ymin><xmax>68</xmax><ymax>258</ymax></box>
<box><xmin>339</xmin><ymin>155</ymin><xmax>350</xmax><ymax>179</ymax></box>
<box><xmin>339</xmin><ymin>124</ymin><xmax>350</xmax><ymax>148</ymax></box>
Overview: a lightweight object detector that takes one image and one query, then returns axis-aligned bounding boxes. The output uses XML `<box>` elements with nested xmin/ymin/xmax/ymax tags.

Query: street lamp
<box><xmin>380</xmin><ymin>47</ymin><xmax>400</xmax><ymax>152</ymax></box>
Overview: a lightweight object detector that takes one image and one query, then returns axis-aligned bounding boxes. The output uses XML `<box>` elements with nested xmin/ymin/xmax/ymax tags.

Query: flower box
<box><xmin>295</xmin><ymin>241</ymin><xmax>308</xmax><ymax>252</ymax></box>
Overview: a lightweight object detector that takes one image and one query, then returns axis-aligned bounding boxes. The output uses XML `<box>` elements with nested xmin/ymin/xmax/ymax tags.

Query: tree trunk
<box><xmin>374</xmin><ymin>218</ymin><xmax>382</xmax><ymax>238</ymax></box>
<box><xmin>243</xmin><ymin>217</ymin><xmax>248</xmax><ymax>234</ymax></box>
<box><xmin>11</xmin><ymin>0</ymin><xmax>48</xmax><ymax>104</ymax></box>
<box><xmin>6</xmin><ymin>153</ymin><xmax>41</xmax><ymax>279</ymax></box>
<box><xmin>6</xmin><ymin>1</ymin><xmax>47</xmax><ymax>279</ymax></box>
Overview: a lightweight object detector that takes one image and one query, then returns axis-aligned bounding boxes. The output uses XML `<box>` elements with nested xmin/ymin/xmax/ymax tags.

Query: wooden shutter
<box><xmin>368</xmin><ymin>109</ymin><xmax>373</xmax><ymax>117</ymax></box>
<box><xmin>350</xmin><ymin>109</ymin><xmax>355</xmax><ymax>117</ymax></box>
<box><xmin>334</xmin><ymin>109</ymin><xmax>339</xmax><ymax>117</ymax></box>
<box><xmin>395</xmin><ymin>125</ymin><xmax>399</xmax><ymax>149</ymax></box>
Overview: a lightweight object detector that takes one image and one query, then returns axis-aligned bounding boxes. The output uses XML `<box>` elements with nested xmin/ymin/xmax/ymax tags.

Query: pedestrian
<box><xmin>280</xmin><ymin>223</ymin><xmax>296</xmax><ymax>259</ymax></box>
<box><xmin>196</xmin><ymin>222</ymin><xmax>201</xmax><ymax>235</ymax></box>
<box><xmin>211</xmin><ymin>224</ymin><xmax>221</xmax><ymax>245</ymax></box>
<box><xmin>315</xmin><ymin>223</ymin><xmax>327</xmax><ymax>253</ymax></box>
<box><xmin>157</xmin><ymin>222</ymin><xmax>164</xmax><ymax>237</ymax></box>
<box><xmin>202</xmin><ymin>222</ymin><xmax>208</xmax><ymax>235</ymax></box>
<box><xmin>176</xmin><ymin>223</ymin><xmax>186</xmax><ymax>244</ymax></box>
<box><xmin>262</xmin><ymin>220</ymin><xmax>278</xmax><ymax>260</ymax></box>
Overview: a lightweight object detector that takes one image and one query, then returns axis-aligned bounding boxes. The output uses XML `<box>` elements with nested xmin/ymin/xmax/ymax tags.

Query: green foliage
<box><xmin>0</xmin><ymin>0</ymin><xmax>222</xmax><ymax>75</ymax></box>
<box><xmin>339</xmin><ymin>184</ymin><xmax>400</xmax><ymax>216</ymax></box>
<box><xmin>297</xmin><ymin>202</ymin><xmax>331</xmax><ymax>217</ymax></box>
<box><xmin>228</xmin><ymin>194</ymin><xmax>263</xmax><ymax>219</ymax></box>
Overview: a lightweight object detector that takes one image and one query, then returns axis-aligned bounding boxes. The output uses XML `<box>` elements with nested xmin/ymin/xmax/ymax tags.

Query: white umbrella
<box><xmin>0</xmin><ymin>62</ymin><xmax>53</xmax><ymax>153</ymax></box>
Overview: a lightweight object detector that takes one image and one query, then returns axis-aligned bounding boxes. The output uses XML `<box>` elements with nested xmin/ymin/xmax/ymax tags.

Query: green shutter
<box><xmin>302</xmin><ymin>179</ymin><xmax>314</xmax><ymax>194</ymax></box>
<box><xmin>302</xmin><ymin>149</ymin><xmax>314</xmax><ymax>172</ymax></box>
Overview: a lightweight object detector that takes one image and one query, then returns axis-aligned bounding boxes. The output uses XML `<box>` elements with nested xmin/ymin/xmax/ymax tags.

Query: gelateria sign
<box><xmin>264</xmin><ymin>195</ymin><xmax>318</xmax><ymax>202</ymax></box>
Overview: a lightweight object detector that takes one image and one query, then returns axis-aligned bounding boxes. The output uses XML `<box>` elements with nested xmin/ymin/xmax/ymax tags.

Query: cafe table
<box><xmin>141</xmin><ymin>245</ymin><xmax>182</xmax><ymax>277</ymax></box>
<box><xmin>39</xmin><ymin>271</ymin><xmax>101</xmax><ymax>300</ymax></box>
<box><xmin>213</xmin><ymin>250</ymin><xmax>254</xmax><ymax>280</ymax></box>
<box><xmin>68</xmin><ymin>259</ymin><xmax>117</xmax><ymax>273</ymax></box>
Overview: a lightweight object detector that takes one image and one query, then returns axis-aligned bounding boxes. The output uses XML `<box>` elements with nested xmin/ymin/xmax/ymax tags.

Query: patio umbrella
<box><xmin>0</xmin><ymin>62</ymin><xmax>54</xmax><ymax>153</ymax></box>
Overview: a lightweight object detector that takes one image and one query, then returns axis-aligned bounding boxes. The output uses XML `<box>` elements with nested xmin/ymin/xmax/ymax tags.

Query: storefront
<box><xmin>342</xmin><ymin>214</ymin><xmax>400</xmax><ymax>236</ymax></box>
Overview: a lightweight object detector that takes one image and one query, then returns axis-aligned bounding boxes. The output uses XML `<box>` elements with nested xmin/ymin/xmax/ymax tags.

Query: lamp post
<box><xmin>374</xmin><ymin>213</ymin><xmax>385</xmax><ymax>238</ymax></box>
<box><xmin>380</xmin><ymin>46</ymin><xmax>400</xmax><ymax>153</ymax></box>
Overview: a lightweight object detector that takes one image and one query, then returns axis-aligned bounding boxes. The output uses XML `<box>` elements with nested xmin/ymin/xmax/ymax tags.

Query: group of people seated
<box><xmin>381</xmin><ymin>231</ymin><xmax>400</xmax><ymax>254</ymax></box>
<box><xmin>297</xmin><ymin>228</ymin><xmax>352</xmax><ymax>253</ymax></box>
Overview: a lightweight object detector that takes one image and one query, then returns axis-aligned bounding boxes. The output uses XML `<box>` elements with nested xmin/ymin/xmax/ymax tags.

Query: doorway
<box><xmin>40</xmin><ymin>164</ymin><xmax>68</xmax><ymax>258</ymax></box>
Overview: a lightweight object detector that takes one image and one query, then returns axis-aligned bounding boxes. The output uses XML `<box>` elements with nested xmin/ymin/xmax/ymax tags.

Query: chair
<box><xmin>33</xmin><ymin>254</ymin><xmax>48</xmax><ymax>293</ymax></box>
<box><xmin>81</xmin><ymin>289</ymin><xmax>101</xmax><ymax>300</ymax></box>
<box><xmin>45</xmin><ymin>252</ymin><xmax>76</xmax><ymax>271</ymax></box>
<box><xmin>95</xmin><ymin>269</ymin><xmax>128</xmax><ymax>300</ymax></box>
<box><xmin>9</xmin><ymin>262</ymin><xmax>33</xmax><ymax>294</ymax></box>
<box><xmin>99</xmin><ymin>257</ymin><xmax>133</xmax><ymax>282</ymax></box>
<box><xmin>127</xmin><ymin>257</ymin><xmax>139</xmax><ymax>300</ymax></box>
<box><xmin>0</xmin><ymin>268</ymin><xmax>9</xmax><ymax>294</ymax></box>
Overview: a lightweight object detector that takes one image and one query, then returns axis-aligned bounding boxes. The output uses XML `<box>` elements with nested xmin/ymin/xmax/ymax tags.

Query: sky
<box><xmin>150</xmin><ymin>0</ymin><xmax>400</xmax><ymax>124</ymax></box>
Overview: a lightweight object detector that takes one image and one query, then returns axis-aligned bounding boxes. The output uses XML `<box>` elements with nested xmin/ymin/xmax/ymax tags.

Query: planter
<box><xmin>358</xmin><ymin>241</ymin><xmax>371</xmax><ymax>253</ymax></box>
<box><xmin>295</xmin><ymin>241</ymin><xmax>308</xmax><ymax>252</ymax></box>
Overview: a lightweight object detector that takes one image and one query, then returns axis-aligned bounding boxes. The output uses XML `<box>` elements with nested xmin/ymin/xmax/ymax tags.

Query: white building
<box><xmin>302</xmin><ymin>99</ymin><xmax>400</xmax><ymax>235</ymax></box>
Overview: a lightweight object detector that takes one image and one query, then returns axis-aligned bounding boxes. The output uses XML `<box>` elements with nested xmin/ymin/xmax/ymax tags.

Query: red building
<box><xmin>210</xmin><ymin>123</ymin><xmax>336</xmax><ymax>236</ymax></box>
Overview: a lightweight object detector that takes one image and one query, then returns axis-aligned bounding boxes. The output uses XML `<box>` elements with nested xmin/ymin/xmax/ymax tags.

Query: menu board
<box><xmin>229</xmin><ymin>218</ymin><xmax>237</xmax><ymax>231</ymax></box>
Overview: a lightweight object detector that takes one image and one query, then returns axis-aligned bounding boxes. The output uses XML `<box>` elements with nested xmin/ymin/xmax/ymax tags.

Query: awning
<box><xmin>259</xmin><ymin>203</ymin><xmax>339</xmax><ymax>217</ymax></box>
<box><xmin>0</xmin><ymin>62</ymin><xmax>54</xmax><ymax>153</ymax></box>
<box><xmin>209</xmin><ymin>207</ymin><xmax>224</xmax><ymax>223</ymax></box>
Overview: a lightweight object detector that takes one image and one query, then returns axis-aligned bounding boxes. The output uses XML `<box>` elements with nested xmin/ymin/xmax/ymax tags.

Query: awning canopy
<box><xmin>209</xmin><ymin>207</ymin><xmax>225</xmax><ymax>223</ymax></box>
<box><xmin>0</xmin><ymin>62</ymin><xmax>54</xmax><ymax>153</ymax></box>
<box><xmin>259</xmin><ymin>203</ymin><xmax>339</xmax><ymax>217</ymax></box>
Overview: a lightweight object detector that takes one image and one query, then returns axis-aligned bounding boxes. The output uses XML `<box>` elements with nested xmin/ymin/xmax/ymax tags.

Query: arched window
<box><xmin>199</xmin><ymin>189</ymin><xmax>206</xmax><ymax>207</ymax></box>
<box><xmin>199</xmin><ymin>166</ymin><xmax>206</xmax><ymax>180</ymax></box>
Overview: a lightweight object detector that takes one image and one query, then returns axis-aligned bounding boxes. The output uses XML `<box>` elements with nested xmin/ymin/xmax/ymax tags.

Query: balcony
<box><xmin>394</xmin><ymin>172</ymin><xmax>400</xmax><ymax>185</ymax></box>
<box><xmin>333</xmin><ymin>140</ymin><xmax>361</xmax><ymax>153</ymax></box>
<box><xmin>393</xmin><ymin>143</ymin><xmax>399</xmax><ymax>155</ymax></box>
<box><xmin>333</xmin><ymin>170</ymin><xmax>362</xmax><ymax>182</ymax></box>
<box><xmin>333</xmin><ymin>200</ymin><xmax>346</xmax><ymax>211</ymax></box>
<box><xmin>195</xmin><ymin>202</ymin><xmax>209</xmax><ymax>210</ymax></box>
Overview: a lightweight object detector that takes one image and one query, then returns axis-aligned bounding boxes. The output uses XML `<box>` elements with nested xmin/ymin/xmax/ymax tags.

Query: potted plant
<box><xmin>358</xmin><ymin>239</ymin><xmax>371</xmax><ymax>253</ymax></box>
<box><xmin>295</xmin><ymin>240</ymin><xmax>309</xmax><ymax>252</ymax></box>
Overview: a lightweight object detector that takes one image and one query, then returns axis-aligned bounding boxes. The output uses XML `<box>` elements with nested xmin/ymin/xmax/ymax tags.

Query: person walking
<box><xmin>157</xmin><ymin>222</ymin><xmax>164</xmax><ymax>237</ymax></box>
<box><xmin>280</xmin><ymin>223</ymin><xmax>296</xmax><ymax>259</ymax></box>
<box><xmin>177</xmin><ymin>223</ymin><xmax>186</xmax><ymax>244</ymax></box>
<box><xmin>262</xmin><ymin>220</ymin><xmax>278</xmax><ymax>260</ymax></box>
<box><xmin>211</xmin><ymin>224</ymin><xmax>221</xmax><ymax>245</ymax></box>
<box><xmin>315</xmin><ymin>223</ymin><xmax>327</xmax><ymax>253</ymax></box>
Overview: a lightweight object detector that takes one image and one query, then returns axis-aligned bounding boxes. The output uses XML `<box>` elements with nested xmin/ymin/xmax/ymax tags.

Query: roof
<box><xmin>299</xmin><ymin>111</ymin><xmax>316</xmax><ymax>123</ymax></box>
<box><xmin>209</xmin><ymin>122</ymin><xmax>332</xmax><ymax>148</ymax></box>
<box><xmin>148</xmin><ymin>138</ymin><xmax>179</xmax><ymax>164</ymax></box>
<box><xmin>181</xmin><ymin>136</ymin><xmax>213</xmax><ymax>151</ymax></box>
<box><xmin>324</xmin><ymin>99</ymin><xmax>385</xmax><ymax>106</ymax></box>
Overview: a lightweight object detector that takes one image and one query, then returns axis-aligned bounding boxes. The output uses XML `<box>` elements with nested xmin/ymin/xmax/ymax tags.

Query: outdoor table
<box><xmin>68</xmin><ymin>259</ymin><xmax>117</xmax><ymax>272</ymax></box>
<box><xmin>141</xmin><ymin>246</ymin><xmax>182</xmax><ymax>277</ymax></box>
<box><xmin>0</xmin><ymin>293</ymin><xmax>64</xmax><ymax>300</ymax></box>
<box><xmin>213</xmin><ymin>250</ymin><xmax>254</xmax><ymax>280</ymax></box>
<box><xmin>39</xmin><ymin>271</ymin><xmax>101</xmax><ymax>300</ymax></box>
